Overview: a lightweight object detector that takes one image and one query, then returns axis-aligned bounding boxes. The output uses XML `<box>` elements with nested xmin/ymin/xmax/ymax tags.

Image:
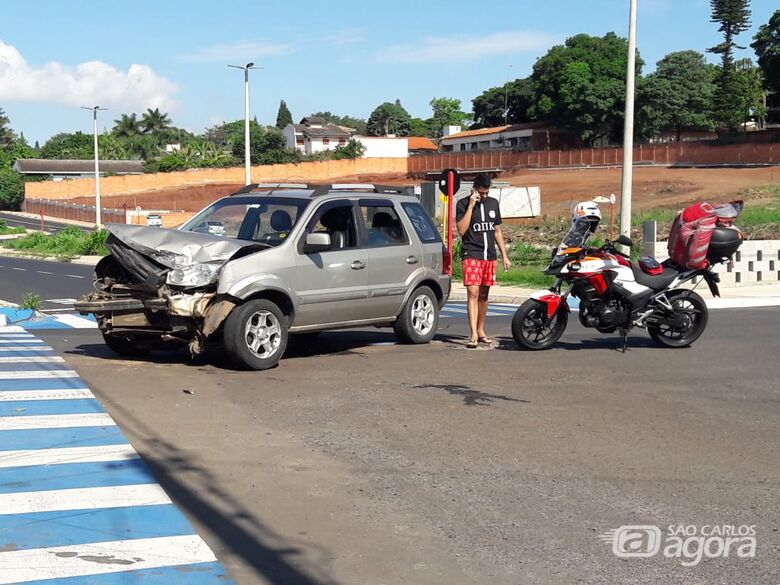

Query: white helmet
<box><xmin>573</xmin><ymin>201</ymin><xmax>601</xmax><ymax>232</ymax></box>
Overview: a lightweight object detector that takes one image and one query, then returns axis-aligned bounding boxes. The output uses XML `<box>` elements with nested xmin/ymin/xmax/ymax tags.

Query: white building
<box><xmin>353</xmin><ymin>136</ymin><xmax>408</xmax><ymax>158</ymax></box>
<box><xmin>283</xmin><ymin>117</ymin><xmax>353</xmax><ymax>155</ymax></box>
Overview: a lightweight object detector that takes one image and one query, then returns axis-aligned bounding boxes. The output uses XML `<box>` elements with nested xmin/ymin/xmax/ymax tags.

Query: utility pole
<box><xmin>228</xmin><ymin>62</ymin><xmax>261</xmax><ymax>185</ymax></box>
<box><xmin>503</xmin><ymin>64</ymin><xmax>513</xmax><ymax>125</ymax></box>
<box><xmin>81</xmin><ymin>105</ymin><xmax>107</xmax><ymax>228</ymax></box>
<box><xmin>619</xmin><ymin>0</ymin><xmax>638</xmax><ymax>248</ymax></box>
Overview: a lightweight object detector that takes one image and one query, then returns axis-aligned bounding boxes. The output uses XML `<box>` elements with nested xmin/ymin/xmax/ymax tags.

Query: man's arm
<box><xmin>456</xmin><ymin>191</ymin><xmax>480</xmax><ymax>236</ymax></box>
<box><xmin>495</xmin><ymin>225</ymin><xmax>512</xmax><ymax>271</ymax></box>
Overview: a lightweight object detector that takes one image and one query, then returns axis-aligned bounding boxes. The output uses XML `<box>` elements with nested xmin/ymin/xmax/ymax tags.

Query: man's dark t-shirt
<box><xmin>456</xmin><ymin>195</ymin><xmax>502</xmax><ymax>260</ymax></box>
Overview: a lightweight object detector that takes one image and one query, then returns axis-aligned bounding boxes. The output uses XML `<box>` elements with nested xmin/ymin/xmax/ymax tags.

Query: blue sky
<box><xmin>1</xmin><ymin>0</ymin><xmax>777</xmax><ymax>145</ymax></box>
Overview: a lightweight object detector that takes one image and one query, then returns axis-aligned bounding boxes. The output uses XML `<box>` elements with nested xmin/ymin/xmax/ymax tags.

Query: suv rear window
<box><xmin>401</xmin><ymin>202</ymin><xmax>440</xmax><ymax>243</ymax></box>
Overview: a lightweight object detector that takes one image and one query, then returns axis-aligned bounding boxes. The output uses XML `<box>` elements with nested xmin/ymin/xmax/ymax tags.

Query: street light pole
<box><xmin>228</xmin><ymin>62</ymin><xmax>261</xmax><ymax>185</ymax></box>
<box><xmin>503</xmin><ymin>64</ymin><xmax>513</xmax><ymax>125</ymax></box>
<box><xmin>619</xmin><ymin>0</ymin><xmax>638</xmax><ymax>248</ymax></box>
<box><xmin>81</xmin><ymin>105</ymin><xmax>107</xmax><ymax>228</ymax></box>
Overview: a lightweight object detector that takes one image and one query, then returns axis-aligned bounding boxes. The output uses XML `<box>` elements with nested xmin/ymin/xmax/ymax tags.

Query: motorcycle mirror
<box><xmin>616</xmin><ymin>235</ymin><xmax>633</xmax><ymax>247</ymax></box>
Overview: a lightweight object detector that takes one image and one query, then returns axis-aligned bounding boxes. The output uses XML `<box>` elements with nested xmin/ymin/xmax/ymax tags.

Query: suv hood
<box><xmin>107</xmin><ymin>224</ymin><xmax>265</xmax><ymax>268</ymax></box>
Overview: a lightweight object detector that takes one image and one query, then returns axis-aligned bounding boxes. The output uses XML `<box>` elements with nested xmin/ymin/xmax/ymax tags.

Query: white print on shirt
<box><xmin>480</xmin><ymin>203</ymin><xmax>487</xmax><ymax>260</ymax></box>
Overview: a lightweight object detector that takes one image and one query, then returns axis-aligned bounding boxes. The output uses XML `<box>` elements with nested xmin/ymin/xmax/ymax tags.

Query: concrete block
<box><xmin>718</xmin><ymin>272</ymin><xmax>737</xmax><ymax>286</ymax></box>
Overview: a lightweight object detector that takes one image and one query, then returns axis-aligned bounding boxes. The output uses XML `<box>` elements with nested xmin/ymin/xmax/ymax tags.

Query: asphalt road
<box><xmin>0</xmin><ymin>212</ymin><xmax>94</xmax><ymax>234</ymax></box>
<box><xmin>32</xmin><ymin>306</ymin><xmax>780</xmax><ymax>585</ymax></box>
<box><xmin>0</xmin><ymin>256</ymin><xmax>94</xmax><ymax>309</ymax></box>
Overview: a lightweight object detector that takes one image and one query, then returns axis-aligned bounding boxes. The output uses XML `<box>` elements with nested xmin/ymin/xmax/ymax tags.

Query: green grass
<box><xmin>0</xmin><ymin>219</ymin><xmax>25</xmax><ymax>235</ymax></box>
<box><xmin>2</xmin><ymin>226</ymin><xmax>109</xmax><ymax>258</ymax></box>
<box><xmin>19</xmin><ymin>293</ymin><xmax>42</xmax><ymax>311</ymax></box>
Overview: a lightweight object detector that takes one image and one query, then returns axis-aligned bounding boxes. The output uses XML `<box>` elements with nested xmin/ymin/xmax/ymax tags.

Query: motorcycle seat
<box><xmin>631</xmin><ymin>263</ymin><xmax>680</xmax><ymax>290</ymax></box>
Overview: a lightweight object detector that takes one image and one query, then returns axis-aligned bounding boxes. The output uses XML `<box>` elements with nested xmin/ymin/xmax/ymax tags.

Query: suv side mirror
<box><xmin>304</xmin><ymin>232</ymin><xmax>331</xmax><ymax>253</ymax></box>
<box><xmin>616</xmin><ymin>235</ymin><xmax>633</xmax><ymax>247</ymax></box>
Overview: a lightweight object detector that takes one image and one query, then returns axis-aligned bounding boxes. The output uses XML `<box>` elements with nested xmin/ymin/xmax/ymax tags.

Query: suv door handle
<box><xmin>406</xmin><ymin>255</ymin><xmax>419</xmax><ymax>264</ymax></box>
<box><xmin>351</xmin><ymin>260</ymin><xmax>366</xmax><ymax>270</ymax></box>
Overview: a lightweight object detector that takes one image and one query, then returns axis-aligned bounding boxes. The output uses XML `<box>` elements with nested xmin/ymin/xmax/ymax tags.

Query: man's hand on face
<box><xmin>468</xmin><ymin>190</ymin><xmax>481</xmax><ymax>208</ymax></box>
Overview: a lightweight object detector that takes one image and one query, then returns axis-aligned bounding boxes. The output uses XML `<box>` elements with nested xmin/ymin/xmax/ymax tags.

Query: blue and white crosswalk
<box><xmin>0</xmin><ymin>308</ymin><xmax>95</xmax><ymax>330</ymax></box>
<box><xmin>0</xmin><ymin>325</ymin><xmax>233</xmax><ymax>584</ymax></box>
<box><xmin>440</xmin><ymin>298</ymin><xmax>579</xmax><ymax>320</ymax></box>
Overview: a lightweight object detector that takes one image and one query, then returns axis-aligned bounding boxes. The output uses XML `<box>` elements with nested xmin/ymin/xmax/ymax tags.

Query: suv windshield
<box><xmin>180</xmin><ymin>196</ymin><xmax>308</xmax><ymax>246</ymax></box>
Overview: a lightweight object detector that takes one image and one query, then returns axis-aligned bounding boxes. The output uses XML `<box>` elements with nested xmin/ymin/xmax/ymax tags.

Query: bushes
<box><xmin>3</xmin><ymin>226</ymin><xmax>109</xmax><ymax>258</ymax></box>
<box><xmin>0</xmin><ymin>168</ymin><xmax>24</xmax><ymax>210</ymax></box>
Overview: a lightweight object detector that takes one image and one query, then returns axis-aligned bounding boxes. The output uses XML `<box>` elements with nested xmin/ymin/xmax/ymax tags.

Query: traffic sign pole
<box><xmin>446</xmin><ymin>170</ymin><xmax>454</xmax><ymax>276</ymax></box>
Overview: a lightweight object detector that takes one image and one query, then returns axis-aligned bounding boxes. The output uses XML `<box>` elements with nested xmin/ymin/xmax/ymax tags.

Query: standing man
<box><xmin>456</xmin><ymin>173</ymin><xmax>512</xmax><ymax>348</ymax></box>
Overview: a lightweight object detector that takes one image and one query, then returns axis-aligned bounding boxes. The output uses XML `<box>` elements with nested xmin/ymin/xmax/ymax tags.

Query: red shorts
<box><xmin>462</xmin><ymin>258</ymin><xmax>497</xmax><ymax>287</ymax></box>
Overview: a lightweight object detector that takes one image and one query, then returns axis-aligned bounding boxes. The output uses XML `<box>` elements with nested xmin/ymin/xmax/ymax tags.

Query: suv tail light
<box><xmin>442</xmin><ymin>244</ymin><xmax>451</xmax><ymax>275</ymax></box>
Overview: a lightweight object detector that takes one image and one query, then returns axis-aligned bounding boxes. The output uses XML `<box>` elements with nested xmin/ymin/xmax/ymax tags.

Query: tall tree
<box><xmin>366</xmin><ymin>100</ymin><xmax>411</xmax><ymax>136</ymax></box>
<box><xmin>733</xmin><ymin>58</ymin><xmax>767</xmax><ymax>130</ymax></box>
<box><xmin>529</xmin><ymin>33</ymin><xmax>643</xmax><ymax>145</ymax></box>
<box><xmin>0</xmin><ymin>108</ymin><xmax>17</xmax><ymax>150</ymax></box>
<box><xmin>275</xmin><ymin>100</ymin><xmax>293</xmax><ymax>129</ymax></box>
<box><xmin>707</xmin><ymin>0</ymin><xmax>752</xmax><ymax>131</ymax></box>
<box><xmin>751</xmin><ymin>9</ymin><xmax>780</xmax><ymax>91</ymax></box>
<box><xmin>140</xmin><ymin>108</ymin><xmax>172</xmax><ymax>135</ymax></box>
<box><xmin>427</xmin><ymin>97</ymin><xmax>469</xmax><ymax>138</ymax></box>
<box><xmin>472</xmin><ymin>78</ymin><xmax>536</xmax><ymax>128</ymax></box>
<box><xmin>112</xmin><ymin>113</ymin><xmax>141</xmax><ymax>138</ymax></box>
<box><xmin>637</xmin><ymin>51</ymin><xmax>718</xmax><ymax>141</ymax></box>
<box><xmin>39</xmin><ymin>132</ymin><xmax>93</xmax><ymax>159</ymax></box>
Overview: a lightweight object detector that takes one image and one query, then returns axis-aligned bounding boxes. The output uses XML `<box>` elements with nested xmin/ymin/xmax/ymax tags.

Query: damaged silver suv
<box><xmin>76</xmin><ymin>183</ymin><xmax>450</xmax><ymax>370</ymax></box>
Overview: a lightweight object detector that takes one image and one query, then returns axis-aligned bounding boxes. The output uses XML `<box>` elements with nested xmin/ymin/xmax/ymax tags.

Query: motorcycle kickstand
<box><xmin>619</xmin><ymin>329</ymin><xmax>629</xmax><ymax>353</ymax></box>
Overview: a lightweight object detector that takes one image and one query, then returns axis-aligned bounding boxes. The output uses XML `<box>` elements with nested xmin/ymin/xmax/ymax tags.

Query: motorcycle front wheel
<box><xmin>511</xmin><ymin>299</ymin><xmax>568</xmax><ymax>350</ymax></box>
<box><xmin>648</xmin><ymin>290</ymin><xmax>709</xmax><ymax>348</ymax></box>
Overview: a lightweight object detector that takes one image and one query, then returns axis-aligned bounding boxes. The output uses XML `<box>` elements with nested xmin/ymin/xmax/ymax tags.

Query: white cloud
<box><xmin>178</xmin><ymin>40</ymin><xmax>294</xmax><ymax>63</ymax></box>
<box><xmin>0</xmin><ymin>40</ymin><xmax>177</xmax><ymax>112</ymax></box>
<box><xmin>321</xmin><ymin>29</ymin><xmax>366</xmax><ymax>46</ymax></box>
<box><xmin>373</xmin><ymin>30</ymin><xmax>562</xmax><ymax>64</ymax></box>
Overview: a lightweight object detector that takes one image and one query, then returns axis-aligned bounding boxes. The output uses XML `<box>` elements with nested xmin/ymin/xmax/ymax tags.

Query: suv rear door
<box><xmin>359</xmin><ymin>199</ymin><xmax>422</xmax><ymax>318</ymax></box>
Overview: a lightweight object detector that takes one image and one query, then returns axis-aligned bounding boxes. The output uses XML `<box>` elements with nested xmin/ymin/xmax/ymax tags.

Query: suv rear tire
<box><xmin>394</xmin><ymin>286</ymin><xmax>439</xmax><ymax>344</ymax></box>
<box><xmin>223</xmin><ymin>299</ymin><xmax>288</xmax><ymax>370</ymax></box>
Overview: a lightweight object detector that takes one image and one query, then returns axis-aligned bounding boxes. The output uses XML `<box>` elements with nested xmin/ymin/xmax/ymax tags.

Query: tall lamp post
<box><xmin>81</xmin><ymin>105</ymin><xmax>107</xmax><ymax>228</ymax></box>
<box><xmin>503</xmin><ymin>64</ymin><xmax>513</xmax><ymax>124</ymax></box>
<box><xmin>619</xmin><ymin>0</ymin><xmax>638</xmax><ymax>250</ymax></box>
<box><xmin>228</xmin><ymin>62</ymin><xmax>261</xmax><ymax>185</ymax></box>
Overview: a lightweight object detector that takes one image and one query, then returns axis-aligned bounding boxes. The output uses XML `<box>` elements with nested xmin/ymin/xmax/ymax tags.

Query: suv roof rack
<box><xmin>310</xmin><ymin>183</ymin><xmax>408</xmax><ymax>197</ymax></box>
<box><xmin>230</xmin><ymin>183</ymin><xmax>310</xmax><ymax>195</ymax></box>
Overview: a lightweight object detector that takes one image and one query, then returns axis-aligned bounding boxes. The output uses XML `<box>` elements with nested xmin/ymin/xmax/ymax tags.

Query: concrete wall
<box><xmin>24</xmin><ymin>158</ymin><xmax>408</xmax><ymax>201</ymax></box>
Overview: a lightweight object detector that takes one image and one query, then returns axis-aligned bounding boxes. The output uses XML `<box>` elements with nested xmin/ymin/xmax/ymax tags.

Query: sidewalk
<box><xmin>450</xmin><ymin>281</ymin><xmax>780</xmax><ymax>307</ymax></box>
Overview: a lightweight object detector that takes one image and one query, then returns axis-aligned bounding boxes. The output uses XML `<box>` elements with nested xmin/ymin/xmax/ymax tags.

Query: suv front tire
<box><xmin>223</xmin><ymin>299</ymin><xmax>289</xmax><ymax>370</ymax></box>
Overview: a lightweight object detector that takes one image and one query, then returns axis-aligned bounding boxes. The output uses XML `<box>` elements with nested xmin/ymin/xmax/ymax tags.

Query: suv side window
<box><xmin>360</xmin><ymin>203</ymin><xmax>407</xmax><ymax>247</ymax></box>
<box><xmin>401</xmin><ymin>202</ymin><xmax>441</xmax><ymax>243</ymax></box>
<box><xmin>305</xmin><ymin>201</ymin><xmax>358</xmax><ymax>250</ymax></box>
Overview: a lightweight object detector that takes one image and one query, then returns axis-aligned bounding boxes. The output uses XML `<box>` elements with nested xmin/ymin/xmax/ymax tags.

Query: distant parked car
<box><xmin>192</xmin><ymin>220</ymin><xmax>226</xmax><ymax>236</ymax></box>
<box><xmin>146</xmin><ymin>214</ymin><xmax>162</xmax><ymax>227</ymax></box>
<box><xmin>76</xmin><ymin>183</ymin><xmax>450</xmax><ymax>371</ymax></box>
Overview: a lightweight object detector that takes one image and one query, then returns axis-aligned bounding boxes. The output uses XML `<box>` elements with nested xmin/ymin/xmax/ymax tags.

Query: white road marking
<box><xmin>0</xmin><ymin>370</ymin><xmax>78</xmax><ymax>379</ymax></box>
<box><xmin>0</xmin><ymin>388</ymin><xmax>94</xmax><ymax>401</ymax></box>
<box><xmin>0</xmin><ymin>444</ymin><xmax>138</xmax><ymax>468</ymax></box>
<box><xmin>0</xmin><ymin>356</ymin><xmax>64</xmax><ymax>363</ymax></box>
<box><xmin>0</xmin><ymin>347</ymin><xmax>51</xmax><ymax>352</ymax></box>
<box><xmin>0</xmin><ymin>535</ymin><xmax>216</xmax><ymax>584</ymax></box>
<box><xmin>11</xmin><ymin>267</ymin><xmax>26</xmax><ymax>272</ymax></box>
<box><xmin>37</xmin><ymin>271</ymin><xmax>54</xmax><ymax>275</ymax></box>
<box><xmin>65</xmin><ymin>274</ymin><xmax>85</xmax><ymax>279</ymax></box>
<box><xmin>0</xmin><ymin>413</ymin><xmax>115</xmax><ymax>431</ymax></box>
<box><xmin>53</xmin><ymin>314</ymin><xmax>96</xmax><ymax>328</ymax></box>
<box><xmin>0</xmin><ymin>483</ymin><xmax>171</xmax><ymax>516</ymax></box>
<box><xmin>0</xmin><ymin>340</ymin><xmax>46</xmax><ymax>345</ymax></box>
<box><xmin>44</xmin><ymin>299</ymin><xmax>77</xmax><ymax>305</ymax></box>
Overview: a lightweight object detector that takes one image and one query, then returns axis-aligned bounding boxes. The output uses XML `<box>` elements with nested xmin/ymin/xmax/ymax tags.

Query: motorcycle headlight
<box><xmin>166</xmin><ymin>263</ymin><xmax>220</xmax><ymax>287</ymax></box>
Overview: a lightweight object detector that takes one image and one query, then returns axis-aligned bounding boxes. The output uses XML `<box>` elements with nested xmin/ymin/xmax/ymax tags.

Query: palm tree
<box><xmin>112</xmin><ymin>113</ymin><xmax>140</xmax><ymax>138</ymax></box>
<box><xmin>140</xmin><ymin>108</ymin><xmax>172</xmax><ymax>135</ymax></box>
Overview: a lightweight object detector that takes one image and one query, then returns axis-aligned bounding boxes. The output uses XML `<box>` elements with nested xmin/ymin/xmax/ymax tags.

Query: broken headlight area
<box><xmin>166</xmin><ymin>263</ymin><xmax>221</xmax><ymax>288</ymax></box>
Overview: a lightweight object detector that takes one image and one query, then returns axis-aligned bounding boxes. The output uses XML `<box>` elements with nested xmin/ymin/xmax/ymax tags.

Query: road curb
<box><xmin>0</xmin><ymin>248</ymin><xmax>102</xmax><ymax>265</ymax></box>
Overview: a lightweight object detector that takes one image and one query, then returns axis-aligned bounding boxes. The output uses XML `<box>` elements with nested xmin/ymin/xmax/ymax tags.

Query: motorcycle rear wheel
<box><xmin>648</xmin><ymin>290</ymin><xmax>708</xmax><ymax>348</ymax></box>
<box><xmin>511</xmin><ymin>299</ymin><xmax>568</xmax><ymax>350</ymax></box>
